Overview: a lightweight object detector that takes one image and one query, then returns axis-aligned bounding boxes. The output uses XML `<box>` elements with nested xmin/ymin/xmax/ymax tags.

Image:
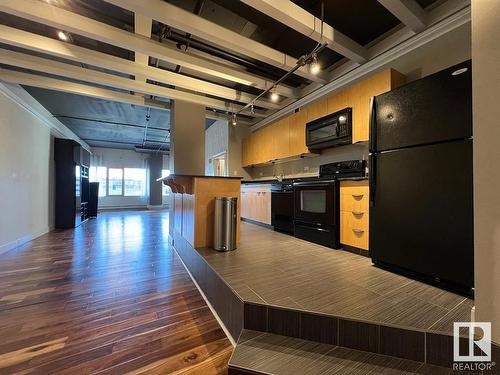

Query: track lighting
<box><xmin>309</xmin><ymin>53</ymin><xmax>320</xmax><ymax>75</ymax></box>
<box><xmin>270</xmin><ymin>87</ymin><xmax>279</xmax><ymax>102</ymax></box>
<box><xmin>57</xmin><ymin>31</ymin><xmax>68</xmax><ymax>41</ymax></box>
<box><xmin>231</xmin><ymin>114</ymin><xmax>237</xmax><ymax>126</ymax></box>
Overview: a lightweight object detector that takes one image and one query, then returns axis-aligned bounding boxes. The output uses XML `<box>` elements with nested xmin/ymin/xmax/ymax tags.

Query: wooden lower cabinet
<box><xmin>241</xmin><ymin>185</ymin><xmax>271</xmax><ymax>225</ymax></box>
<box><xmin>340</xmin><ymin>180</ymin><xmax>369</xmax><ymax>251</ymax></box>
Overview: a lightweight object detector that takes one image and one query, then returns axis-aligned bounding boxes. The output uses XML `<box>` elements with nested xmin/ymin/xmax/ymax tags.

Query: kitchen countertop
<box><xmin>157</xmin><ymin>174</ymin><xmax>242</xmax><ymax>182</ymax></box>
<box><xmin>242</xmin><ymin>176</ymin><xmax>368</xmax><ymax>184</ymax></box>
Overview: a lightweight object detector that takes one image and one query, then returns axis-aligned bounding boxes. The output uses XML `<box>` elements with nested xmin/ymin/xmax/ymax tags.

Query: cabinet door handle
<box><xmin>352</xmin><ymin>211</ymin><xmax>364</xmax><ymax>216</ymax></box>
<box><xmin>352</xmin><ymin>229</ymin><xmax>365</xmax><ymax>234</ymax></box>
<box><xmin>352</xmin><ymin>194</ymin><xmax>364</xmax><ymax>199</ymax></box>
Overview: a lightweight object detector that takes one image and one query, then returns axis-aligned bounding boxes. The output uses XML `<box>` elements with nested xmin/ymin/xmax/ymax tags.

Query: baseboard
<box><xmin>0</xmin><ymin>226</ymin><xmax>52</xmax><ymax>255</ymax></box>
<box><xmin>147</xmin><ymin>205</ymin><xmax>167</xmax><ymax>210</ymax></box>
<box><xmin>240</xmin><ymin>217</ymin><xmax>272</xmax><ymax>229</ymax></box>
<box><xmin>98</xmin><ymin>205</ymin><xmax>148</xmax><ymax>211</ymax></box>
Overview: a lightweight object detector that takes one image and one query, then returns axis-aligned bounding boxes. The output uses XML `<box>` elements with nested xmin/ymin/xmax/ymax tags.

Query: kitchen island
<box><xmin>159</xmin><ymin>174</ymin><xmax>242</xmax><ymax>249</ymax></box>
<box><xmin>159</xmin><ymin>174</ymin><xmax>244</xmax><ymax>340</ymax></box>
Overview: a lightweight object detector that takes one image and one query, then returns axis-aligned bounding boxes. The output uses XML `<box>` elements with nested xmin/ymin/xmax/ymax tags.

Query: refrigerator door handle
<box><xmin>369</xmin><ymin>96</ymin><xmax>377</xmax><ymax>152</ymax></box>
<box><xmin>369</xmin><ymin>153</ymin><xmax>376</xmax><ymax>204</ymax></box>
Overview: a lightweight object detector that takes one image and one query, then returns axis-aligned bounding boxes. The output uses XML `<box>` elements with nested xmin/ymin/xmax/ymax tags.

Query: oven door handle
<box><xmin>293</xmin><ymin>180</ymin><xmax>335</xmax><ymax>187</ymax></box>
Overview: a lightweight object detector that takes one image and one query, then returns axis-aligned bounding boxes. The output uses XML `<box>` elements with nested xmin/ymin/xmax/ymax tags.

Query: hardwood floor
<box><xmin>0</xmin><ymin>210</ymin><xmax>232</xmax><ymax>374</ymax></box>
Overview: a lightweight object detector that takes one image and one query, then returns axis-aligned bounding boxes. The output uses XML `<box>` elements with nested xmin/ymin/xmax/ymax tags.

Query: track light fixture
<box><xmin>309</xmin><ymin>53</ymin><xmax>320</xmax><ymax>75</ymax></box>
<box><xmin>270</xmin><ymin>87</ymin><xmax>279</xmax><ymax>102</ymax></box>
<box><xmin>231</xmin><ymin>42</ymin><xmax>327</xmax><ymax>122</ymax></box>
<box><xmin>231</xmin><ymin>113</ymin><xmax>237</xmax><ymax>126</ymax></box>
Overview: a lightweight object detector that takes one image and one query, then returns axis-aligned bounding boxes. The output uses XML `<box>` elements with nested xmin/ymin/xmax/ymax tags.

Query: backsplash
<box><xmin>247</xmin><ymin>143</ymin><xmax>369</xmax><ymax>180</ymax></box>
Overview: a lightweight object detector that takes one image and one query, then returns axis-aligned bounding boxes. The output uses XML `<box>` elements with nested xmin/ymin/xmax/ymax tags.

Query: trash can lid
<box><xmin>215</xmin><ymin>196</ymin><xmax>238</xmax><ymax>201</ymax></box>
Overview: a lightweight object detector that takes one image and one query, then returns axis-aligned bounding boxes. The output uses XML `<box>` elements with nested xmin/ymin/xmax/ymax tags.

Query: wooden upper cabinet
<box><xmin>241</xmin><ymin>137</ymin><xmax>250</xmax><ymax>167</ymax></box>
<box><xmin>350</xmin><ymin>69</ymin><xmax>406</xmax><ymax>143</ymax></box>
<box><xmin>306</xmin><ymin>98</ymin><xmax>328</xmax><ymax>123</ymax></box>
<box><xmin>327</xmin><ymin>87</ymin><xmax>351</xmax><ymax>115</ymax></box>
<box><xmin>272</xmin><ymin>117</ymin><xmax>290</xmax><ymax>159</ymax></box>
<box><xmin>241</xmin><ymin>68</ymin><xmax>406</xmax><ymax>166</ymax></box>
<box><xmin>289</xmin><ymin>110</ymin><xmax>308</xmax><ymax>155</ymax></box>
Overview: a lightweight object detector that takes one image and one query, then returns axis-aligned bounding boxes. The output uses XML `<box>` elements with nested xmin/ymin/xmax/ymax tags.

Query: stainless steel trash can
<box><xmin>213</xmin><ymin>197</ymin><xmax>238</xmax><ymax>251</ymax></box>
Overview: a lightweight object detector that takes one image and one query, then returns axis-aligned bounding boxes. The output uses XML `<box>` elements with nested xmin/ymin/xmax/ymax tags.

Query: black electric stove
<box><xmin>292</xmin><ymin>160</ymin><xmax>366</xmax><ymax>248</ymax></box>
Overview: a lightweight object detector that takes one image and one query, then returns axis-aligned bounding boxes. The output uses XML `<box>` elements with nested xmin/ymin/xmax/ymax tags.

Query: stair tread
<box><xmin>229</xmin><ymin>330</ymin><xmax>463</xmax><ymax>375</ymax></box>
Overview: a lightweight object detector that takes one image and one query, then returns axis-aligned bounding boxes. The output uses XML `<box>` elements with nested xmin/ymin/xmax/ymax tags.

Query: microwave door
<box><xmin>308</xmin><ymin>122</ymin><xmax>337</xmax><ymax>144</ymax></box>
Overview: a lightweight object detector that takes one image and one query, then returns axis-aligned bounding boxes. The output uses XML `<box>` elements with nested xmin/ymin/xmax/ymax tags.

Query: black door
<box><xmin>370</xmin><ymin>60</ymin><xmax>472</xmax><ymax>152</ymax></box>
<box><xmin>271</xmin><ymin>191</ymin><xmax>294</xmax><ymax>234</ymax></box>
<box><xmin>370</xmin><ymin>139</ymin><xmax>473</xmax><ymax>290</ymax></box>
<box><xmin>293</xmin><ymin>181</ymin><xmax>336</xmax><ymax>225</ymax></box>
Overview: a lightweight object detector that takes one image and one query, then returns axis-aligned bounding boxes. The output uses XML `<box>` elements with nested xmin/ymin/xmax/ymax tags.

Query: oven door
<box><xmin>293</xmin><ymin>180</ymin><xmax>336</xmax><ymax>226</ymax></box>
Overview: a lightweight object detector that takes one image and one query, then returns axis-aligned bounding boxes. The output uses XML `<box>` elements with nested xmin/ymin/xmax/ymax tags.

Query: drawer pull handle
<box><xmin>352</xmin><ymin>194</ymin><xmax>364</xmax><ymax>199</ymax></box>
<box><xmin>352</xmin><ymin>229</ymin><xmax>365</xmax><ymax>235</ymax></box>
<box><xmin>352</xmin><ymin>211</ymin><xmax>364</xmax><ymax>216</ymax></box>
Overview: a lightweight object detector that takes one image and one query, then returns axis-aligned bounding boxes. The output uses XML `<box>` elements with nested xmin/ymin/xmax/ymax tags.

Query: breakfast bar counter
<box><xmin>158</xmin><ymin>174</ymin><xmax>242</xmax><ymax>249</ymax></box>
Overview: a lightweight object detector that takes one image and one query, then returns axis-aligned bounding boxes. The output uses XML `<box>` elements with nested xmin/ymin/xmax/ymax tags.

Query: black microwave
<box><xmin>306</xmin><ymin>107</ymin><xmax>352</xmax><ymax>150</ymax></box>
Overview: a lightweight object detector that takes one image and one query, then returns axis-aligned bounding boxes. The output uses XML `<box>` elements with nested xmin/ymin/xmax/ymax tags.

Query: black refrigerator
<box><xmin>369</xmin><ymin>60</ymin><xmax>473</xmax><ymax>295</ymax></box>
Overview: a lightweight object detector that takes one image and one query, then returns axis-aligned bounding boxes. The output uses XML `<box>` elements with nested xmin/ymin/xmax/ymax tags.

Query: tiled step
<box><xmin>228</xmin><ymin>330</ymin><xmax>472</xmax><ymax>375</ymax></box>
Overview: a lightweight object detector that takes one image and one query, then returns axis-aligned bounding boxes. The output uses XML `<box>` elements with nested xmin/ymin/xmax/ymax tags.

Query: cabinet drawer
<box><xmin>340</xmin><ymin>193</ymin><xmax>369</xmax><ymax>213</ymax></box>
<box><xmin>340</xmin><ymin>211</ymin><xmax>369</xmax><ymax>250</ymax></box>
<box><xmin>340</xmin><ymin>180</ymin><xmax>369</xmax><ymax>213</ymax></box>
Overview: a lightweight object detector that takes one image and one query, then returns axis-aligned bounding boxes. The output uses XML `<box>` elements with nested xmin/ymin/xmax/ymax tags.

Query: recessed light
<box><xmin>57</xmin><ymin>31</ymin><xmax>68</xmax><ymax>41</ymax></box>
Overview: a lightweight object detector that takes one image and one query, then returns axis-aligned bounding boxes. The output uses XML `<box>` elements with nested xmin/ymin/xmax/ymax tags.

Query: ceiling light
<box><xmin>231</xmin><ymin>114</ymin><xmax>237</xmax><ymax>126</ymax></box>
<box><xmin>270</xmin><ymin>87</ymin><xmax>279</xmax><ymax>102</ymax></box>
<box><xmin>57</xmin><ymin>31</ymin><xmax>68</xmax><ymax>41</ymax></box>
<box><xmin>309</xmin><ymin>54</ymin><xmax>320</xmax><ymax>75</ymax></box>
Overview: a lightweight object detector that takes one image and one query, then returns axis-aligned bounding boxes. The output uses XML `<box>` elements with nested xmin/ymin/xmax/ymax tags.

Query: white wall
<box><xmin>170</xmin><ymin>100</ymin><xmax>205</xmax><ymax>175</ymax></box>
<box><xmin>472</xmin><ymin>0</ymin><xmax>500</xmax><ymax>344</ymax></box>
<box><xmin>0</xmin><ymin>90</ymin><xmax>54</xmax><ymax>253</ymax></box>
<box><xmin>205</xmin><ymin>120</ymin><xmax>229</xmax><ymax>175</ymax></box>
<box><xmin>91</xmin><ymin>147</ymin><xmax>169</xmax><ymax>209</ymax></box>
<box><xmin>91</xmin><ymin>147</ymin><xmax>150</xmax><ymax>209</ymax></box>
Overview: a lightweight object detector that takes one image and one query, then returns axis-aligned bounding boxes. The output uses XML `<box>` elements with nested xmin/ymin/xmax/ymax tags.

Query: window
<box><xmin>89</xmin><ymin>166</ymin><xmax>107</xmax><ymax>197</ymax></box>
<box><xmin>108</xmin><ymin>168</ymin><xmax>123</xmax><ymax>196</ymax></box>
<box><xmin>75</xmin><ymin>165</ymin><xmax>81</xmax><ymax>197</ymax></box>
<box><xmin>124</xmin><ymin>168</ymin><xmax>146</xmax><ymax>196</ymax></box>
<box><xmin>162</xmin><ymin>169</ymin><xmax>170</xmax><ymax>196</ymax></box>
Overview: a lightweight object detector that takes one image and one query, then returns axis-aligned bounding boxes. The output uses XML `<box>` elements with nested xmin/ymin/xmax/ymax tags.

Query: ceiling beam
<box><xmin>0</xmin><ymin>26</ymin><xmax>281</xmax><ymax>109</ymax></box>
<box><xmin>0</xmin><ymin>68</ymin><xmax>245</xmax><ymax>123</ymax></box>
<box><xmin>0</xmin><ymin>49</ymin><xmax>267</xmax><ymax>117</ymax></box>
<box><xmin>241</xmin><ymin>0</ymin><xmax>368</xmax><ymax>63</ymax></box>
<box><xmin>0</xmin><ymin>68</ymin><xmax>170</xmax><ymax>111</ymax></box>
<box><xmin>134</xmin><ymin>13</ymin><xmax>152</xmax><ymax>82</ymax></box>
<box><xmin>378</xmin><ymin>0</ymin><xmax>427</xmax><ymax>32</ymax></box>
<box><xmin>0</xmin><ymin>82</ymin><xmax>92</xmax><ymax>151</ymax></box>
<box><xmin>103</xmin><ymin>0</ymin><xmax>326</xmax><ymax>83</ymax></box>
<box><xmin>0</xmin><ymin>0</ymin><xmax>298</xmax><ymax>94</ymax></box>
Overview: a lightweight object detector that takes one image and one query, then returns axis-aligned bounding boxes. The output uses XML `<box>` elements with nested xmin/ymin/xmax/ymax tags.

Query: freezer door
<box><xmin>371</xmin><ymin>60</ymin><xmax>472</xmax><ymax>152</ymax></box>
<box><xmin>369</xmin><ymin>139</ymin><xmax>473</xmax><ymax>290</ymax></box>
